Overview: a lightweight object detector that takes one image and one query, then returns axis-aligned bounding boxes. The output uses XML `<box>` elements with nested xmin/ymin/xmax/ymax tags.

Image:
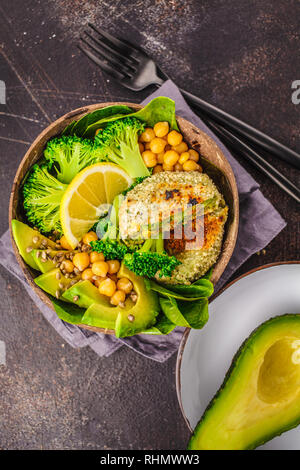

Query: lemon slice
<box><xmin>60</xmin><ymin>163</ymin><xmax>132</xmax><ymax>248</ymax></box>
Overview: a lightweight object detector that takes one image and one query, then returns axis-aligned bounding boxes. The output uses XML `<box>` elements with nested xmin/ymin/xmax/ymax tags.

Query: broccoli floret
<box><xmin>95</xmin><ymin>117</ymin><xmax>150</xmax><ymax>178</ymax></box>
<box><xmin>89</xmin><ymin>194</ymin><xmax>133</xmax><ymax>260</ymax></box>
<box><xmin>44</xmin><ymin>135</ymin><xmax>104</xmax><ymax>184</ymax></box>
<box><xmin>90</xmin><ymin>239</ymin><xmax>133</xmax><ymax>260</ymax></box>
<box><xmin>23</xmin><ymin>164</ymin><xmax>67</xmax><ymax>234</ymax></box>
<box><xmin>123</xmin><ymin>236</ymin><xmax>181</xmax><ymax>278</ymax></box>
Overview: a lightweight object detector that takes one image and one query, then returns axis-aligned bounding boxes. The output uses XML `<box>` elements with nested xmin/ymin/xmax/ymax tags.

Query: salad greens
<box><xmin>62</xmin><ymin>97</ymin><xmax>179</xmax><ymax>139</ymax></box>
<box><xmin>18</xmin><ymin>97</ymin><xmax>216</xmax><ymax>337</ymax></box>
<box><xmin>63</xmin><ymin>104</ymin><xmax>133</xmax><ymax>138</ymax></box>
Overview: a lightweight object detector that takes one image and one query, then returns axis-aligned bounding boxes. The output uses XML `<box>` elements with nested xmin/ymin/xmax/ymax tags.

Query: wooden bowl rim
<box><xmin>9</xmin><ymin>101</ymin><xmax>239</xmax><ymax>336</ymax></box>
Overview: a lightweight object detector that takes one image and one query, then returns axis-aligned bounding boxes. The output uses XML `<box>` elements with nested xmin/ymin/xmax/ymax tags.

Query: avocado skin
<box><xmin>188</xmin><ymin>314</ymin><xmax>300</xmax><ymax>450</ymax></box>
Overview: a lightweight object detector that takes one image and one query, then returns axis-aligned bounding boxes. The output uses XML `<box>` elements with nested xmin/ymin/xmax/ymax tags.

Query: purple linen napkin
<box><xmin>0</xmin><ymin>80</ymin><xmax>286</xmax><ymax>362</ymax></box>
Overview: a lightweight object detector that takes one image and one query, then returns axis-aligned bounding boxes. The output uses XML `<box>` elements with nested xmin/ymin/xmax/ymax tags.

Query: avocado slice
<box><xmin>114</xmin><ymin>264</ymin><xmax>159</xmax><ymax>337</ymax></box>
<box><xmin>34</xmin><ymin>268</ymin><xmax>81</xmax><ymax>299</ymax></box>
<box><xmin>188</xmin><ymin>314</ymin><xmax>300</xmax><ymax>450</ymax></box>
<box><xmin>31</xmin><ymin>249</ymin><xmax>77</xmax><ymax>274</ymax></box>
<box><xmin>64</xmin><ymin>264</ymin><xmax>159</xmax><ymax>335</ymax></box>
<box><xmin>62</xmin><ymin>280</ymin><xmax>108</xmax><ymax>308</ymax></box>
<box><xmin>11</xmin><ymin>219</ymin><xmax>57</xmax><ymax>270</ymax></box>
<box><xmin>81</xmin><ymin>303</ymin><xmax>118</xmax><ymax>331</ymax></box>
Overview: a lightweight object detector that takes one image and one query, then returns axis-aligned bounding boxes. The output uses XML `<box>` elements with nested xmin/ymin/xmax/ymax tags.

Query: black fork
<box><xmin>77</xmin><ymin>25</ymin><xmax>300</xmax><ymax>203</ymax></box>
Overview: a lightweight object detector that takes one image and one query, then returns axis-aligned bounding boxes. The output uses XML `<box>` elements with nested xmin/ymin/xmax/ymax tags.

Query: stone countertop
<box><xmin>0</xmin><ymin>0</ymin><xmax>299</xmax><ymax>449</ymax></box>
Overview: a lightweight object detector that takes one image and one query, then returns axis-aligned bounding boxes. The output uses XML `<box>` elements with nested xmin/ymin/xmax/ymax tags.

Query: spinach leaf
<box><xmin>160</xmin><ymin>296</ymin><xmax>209</xmax><ymax>329</ymax></box>
<box><xmin>161</xmin><ymin>278</ymin><xmax>214</xmax><ymax>299</ymax></box>
<box><xmin>83</xmin><ymin>113</ymin><xmax>132</xmax><ymax>138</ymax></box>
<box><xmin>70</xmin><ymin>105</ymin><xmax>133</xmax><ymax>137</ymax></box>
<box><xmin>62</xmin><ymin>121</ymin><xmax>77</xmax><ymax>136</ymax></box>
<box><xmin>131</xmin><ymin>97</ymin><xmax>179</xmax><ymax>130</ymax></box>
<box><xmin>159</xmin><ymin>297</ymin><xmax>190</xmax><ymax>327</ymax></box>
<box><xmin>142</xmin><ymin>311</ymin><xmax>176</xmax><ymax>335</ymax></box>
<box><xmin>51</xmin><ymin>297</ymin><xmax>85</xmax><ymax>324</ymax></box>
<box><xmin>145</xmin><ymin>277</ymin><xmax>214</xmax><ymax>301</ymax></box>
<box><xmin>176</xmin><ymin>298</ymin><xmax>209</xmax><ymax>329</ymax></box>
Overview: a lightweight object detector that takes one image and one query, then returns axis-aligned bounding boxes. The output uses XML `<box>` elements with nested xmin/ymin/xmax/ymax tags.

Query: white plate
<box><xmin>177</xmin><ymin>263</ymin><xmax>300</xmax><ymax>450</ymax></box>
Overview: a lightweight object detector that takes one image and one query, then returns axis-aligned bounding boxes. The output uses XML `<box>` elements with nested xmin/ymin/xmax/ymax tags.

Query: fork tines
<box><xmin>79</xmin><ymin>24</ymin><xmax>137</xmax><ymax>80</ymax></box>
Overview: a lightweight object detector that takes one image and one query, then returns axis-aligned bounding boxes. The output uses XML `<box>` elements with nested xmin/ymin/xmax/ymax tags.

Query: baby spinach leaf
<box><xmin>160</xmin><ymin>296</ymin><xmax>209</xmax><ymax>329</ymax></box>
<box><xmin>131</xmin><ymin>97</ymin><xmax>179</xmax><ymax>130</ymax></box>
<box><xmin>145</xmin><ymin>277</ymin><xmax>214</xmax><ymax>301</ymax></box>
<box><xmin>70</xmin><ymin>105</ymin><xmax>133</xmax><ymax>137</ymax></box>
<box><xmin>159</xmin><ymin>297</ymin><xmax>190</xmax><ymax>327</ymax></box>
<box><xmin>51</xmin><ymin>297</ymin><xmax>85</xmax><ymax>325</ymax></box>
<box><xmin>163</xmin><ymin>278</ymin><xmax>214</xmax><ymax>299</ymax></box>
<box><xmin>142</xmin><ymin>311</ymin><xmax>176</xmax><ymax>335</ymax></box>
<box><xmin>176</xmin><ymin>298</ymin><xmax>209</xmax><ymax>329</ymax></box>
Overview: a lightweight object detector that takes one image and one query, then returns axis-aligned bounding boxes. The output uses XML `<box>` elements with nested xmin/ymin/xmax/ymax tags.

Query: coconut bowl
<box><xmin>9</xmin><ymin>102</ymin><xmax>239</xmax><ymax>335</ymax></box>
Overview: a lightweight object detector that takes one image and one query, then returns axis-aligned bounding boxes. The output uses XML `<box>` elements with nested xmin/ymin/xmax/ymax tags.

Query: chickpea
<box><xmin>172</xmin><ymin>141</ymin><xmax>188</xmax><ymax>154</ymax></box>
<box><xmin>107</xmin><ymin>259</ymin><xmax>120</xmax><ymax>274</ymax></box>
<box><xmin>117</xmin><ymin>277</ymin><xmax>133</xmax><ymax>294</ymax></box>
<box><xmin>153</xmin><ymin>121</ymin><xmax>169</xmax><ymax>137</ymax></box>
<box><xmin>137</xmin><ymin>142</ymin><xmax>144</xmax><ymax>154</ymax></box>
<box><xmin>60</xmin><ymin>235</ymin><xmax>73</xmax><ymax>251</ymax></box>
<box><xmin>82</xmin><ymin>231</ymin><xmax>98</xmax><ymax>245</ymax></box>
<box><xmin>178</xmin><ymin>152</ymin><xmax>190</xmax><ymax>165</ymax></box>
<box><xmin>182</xmin><ymin>160</ymin><xmax>199</xmax><ymax>171</ymax></box>
<box><xmin>149</xmin><ymin>137</ymin><xmax>166</xmax><ymax>154</ymax></box>
<box><xmin>163</xmin><ymin>150</ymin><xmax>179</xmax><ymax>166</ymax></box>
<box><xmin>142</xmin><ymin>150</ymin><xmax>157</xmax><ymax>168</ymax></box>
<box><xmin>73</xmin><ymin>252</ymin><xmax>90</xmax><ymax>271</ymax></box>
<box><xmin>92</xmin><ymin>261</ymin><xmax>109</xmax><ymax>277</ymax></box>
<box><xmin>61</xmin><ymin>259</ymin><xmax>74</xmax><ymax>273</ymax></box>
<box><xmin>167</xmin><ymin>130</ymin><xmax>183</xmax><ymax>147</ymax></box>
<box><xmin>144</xmin><ymin>142</ymin><xmax>151</xmax><ymax>150</ymax></box>
<box><xmin>81</xmin><ymin>268</ymin><xmax>94</xmax><ymax>281</ymax></box>
<box><xmin>162</xmin><ymin>163</ymin><xmax>174</xmax><ymax>171</ymax></box>
<box><xmin>110</xmin><ymin>290</ymin><xmax>126</xmax><ymax>306</ymax></box>
<box><xmin>153</xmin><ymin>164</ymin><xmax>163</xmax><ymax>174</ymax></box>
<box><xmin>157</xmin><ymin>152</ymin><xmax>165</xmax><ymax>164</ymax></box>
<box><xmin>140</xmin><ymin>127</ymin><xmax>155</xmax><ymax>142</ymax></box>
<box><xmin>98</xmin><ymin>278</ymin><xmax>117</xmax><ymax>297</ymax></box>
<box><xmin>94</xmin><ymin>277</ymin><xmax>108</xmax><ymax>288</ymax></box>
<box><xmin>174</xmin><ymin>162</ymin><xmax>183</xmax><ymax>171</ymax></box>
<box><xmin>188</xmin><ymin>149</ymin><xmax>199</xmax><ymax>162</ymax></box>
<box><xmin>90</xmin><ymin>251</ymin><xmax>105</xmax><ymax>263</ymax></box>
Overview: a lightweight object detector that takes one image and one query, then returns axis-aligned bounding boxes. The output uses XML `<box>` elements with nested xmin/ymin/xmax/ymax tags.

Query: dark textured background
<box><xmin>0</xmin><ymin>0</ymin><xmax>299</xmax><ymax>450</ymax></box>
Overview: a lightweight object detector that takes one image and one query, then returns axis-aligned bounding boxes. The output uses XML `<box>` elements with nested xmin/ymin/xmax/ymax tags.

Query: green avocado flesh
<box><xmin>114</xmin><ymin>264</ymin><xmax>159</xmax><ymax>337</ymax></box>
<box><xmin>62</xmin><ymin>265</ymin><xmax>159</xmax><ymax>336</ymax></box>
<box><xmin>31</xmin><ymin>249</ymin><xmax>75</xmax><ymax>274</ymax></box>
<box><xmin>62</xmin><ymin>280</ymin><xmax>108</xmax><ymax>308</ymax></box>
<box><xmin>11</xmin><ymin>219</ymin><xmax>57</xmax><ymax>270</ymax></box>
<box><xmin>34</xmin><ymin>268</ymin><xmax>81</xmax><ymax>299</ymax></box>
<box><xmin>188</xmin><ymin>314</ymin><xmax>300</xmax><ymax>450</ymax></box>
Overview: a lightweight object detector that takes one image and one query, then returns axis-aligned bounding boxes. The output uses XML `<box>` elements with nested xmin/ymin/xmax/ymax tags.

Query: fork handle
<box><xmin>179</xmin><ymin>88</ymin><xmax>300</xmax><ymax>170</ymax></box>
<box><xmin>206</xmin><ymin>119</ymin><xmax>300</xmax><ymax>204</ymax></box>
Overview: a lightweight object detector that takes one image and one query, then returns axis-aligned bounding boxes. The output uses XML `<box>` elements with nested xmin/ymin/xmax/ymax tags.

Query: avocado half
<box><xmin>188</xmin><ymin>314</ymin><xmax>300</xmax><ymax>450</ymax></box>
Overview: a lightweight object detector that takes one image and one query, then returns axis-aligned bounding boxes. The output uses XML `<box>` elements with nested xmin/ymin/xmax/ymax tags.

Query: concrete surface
<box><xmin>0</xmin><ymin>0</ymin><xmax>299</xmax><ymax>449</ymax></box>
